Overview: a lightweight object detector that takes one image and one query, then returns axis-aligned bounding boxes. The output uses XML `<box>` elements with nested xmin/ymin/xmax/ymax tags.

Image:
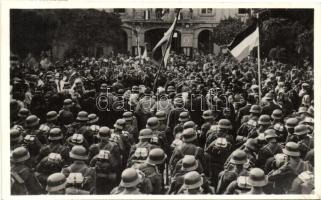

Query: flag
<box><xmin>142</xmin><ymin>44</ymin><xmax>149</xmax><ymax>61</ymax></box>
<box><xmin>228</xmin><ymin>20</ymin><xmax>259</xmax><ymax>62</ymax></box>
<box><xmin>152</xmin><ymin>10</ymin><xmax>180</xmax><ymax>68</ymax></box>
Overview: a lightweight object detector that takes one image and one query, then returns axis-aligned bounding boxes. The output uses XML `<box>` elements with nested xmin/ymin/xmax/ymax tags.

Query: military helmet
<box><xmin>138</xmin><ymin>128</ymin><xmax>153</xmax><ymax>139</ymax></box>
<box><xmin>114</xmin><ymin>118</ymin><xmax>126</xmax><ymax>129</ymax></box>
<box><xmin>264</xmin><ymin>129</ymin><xmax>278</xmax><ymax>140</ymax></box>
<box><xmin>146</xmin><ymin>117</ymin><xmax>159</xmax><ymax>130</ymax></box>
<box><xmin>271</xmin><ymin>109</ymin><xmax>283</xmax><ymax>120</ymax></box>
<box><xmin>18</xmin><ymin>108</ymin><xmax>30</xmax><ymax>118</ymax></box>
<box><xmin>182</xmin><ymin>128</ymin><xmax>197</xmax><ymax>143</ymax></box>
<box><xmin>46</xmin><ymin>111</ymin><xmax>58</xmax><ymax>122</ymax></box>
<box><xmin>123</xmin><ymin>112</ymin><xmax>134</xmax><ymax>121</ymax></box>
<box><xmin>293</xmin><ymin>124</ymin><xmax>309</xmax><ymax>136</ymax></box>
<box><xmin>146</xmin><ymin>148</ymin><xmax>167</xmax><ymax>165</ymax></box>
<box><xmin>218</xmin><ymin>119</ymin><xmax>232</xmax><ymax>130</ymax></box>
<box><xmin>286</xmin><ymin>118</ymin><xmax>299</xmax><ymax>128</ymax></box>
<box><xmin>25</xmin><ymin>115</ymin><xmax>40</xmax><ymax>128</ymax></box>
<box><xmin>155</xmin><ymin>111</ymin><xmax>167</xmax><ymax>121</ymax></box>
<box><xmin>63</xmin><ymin>99</ymin><xmax>73</xmax><ymax>108</ymax></box>
<box><xmin>99</xmin><ymin>126</ymin><xmax>111</xmax><ymax>138</ymax></box>
<box><xmin>202</xmin><ymin>110</ymin><xmax>213</xmax><ymax>119</ymax></box>
<box><xmin>250</xmin><ymin>105</ymin><xmax>261</xmax><ymax>114</ymax></box>
<box><xmin>11</xmin><ymin>146</ymin><xmax>30</xmax><ymax>163</ymax></box>
<box><xmin>87</xmin><ymin>113</ymin><xmax>99</xmax><ymax>124</ymax></box>
<box><xmin>230</xmin><ymin>149</ymin><xmax>248</xmax><ymax>165</ymax></box>
<box><xmin>181</xmin><ymin>155</ymin><xmax>198</xmax><ymax>171</ymax></box>
<box><xmin>69</xmin><ymin>145</ymin><xmax>88</xmax><ymax>160</ymax></box>
<box><xmin>179</xmin><ymin>111</ymin><xmax>190</xmax><ymax>122</ymax></box>
<box><xmin>48</xmin><ymin>128</ymin><xmax>63</xmax><ymax>140</ymax></box>
<box><xmin>10</xmin><ymin>129</ymin><xmax>22</xmax><ymax>142</ymax></box>
<box><xmin>248</xmin><ymin>168</ymin><xmax>268</xmax><ymax>187</ymax></box>
<box><xmin>258</xmin><ymin>115</ymin><xmax>271</xmax><ymax>125</ymax></box>
<box><xmin>183</xmin><ymin>171</ymin><xmax>203</xmax><ymax>190</ymax></box>
<box><xmin>46</xmin><ymin>173</ymin><xmax>67</xmax><ymax>192</ymax></box>
<box><xmin>76</xmin><ymin>111</ymin><xmax>89</xmax><ymax>122</ymax></box>
<box><xmin>283</xmin><ymin>142</ymin><xmax>300</xmax><ymax>157</ymax></box>
<box><xmin>183</xmin><ymin>121</ymin><xmax>196</xmax><ymax>130</ymax></box>
<box><xmin>120</xmin><ymin>168</ymin><xmax>142</xmax><ymax>188</ymax></box>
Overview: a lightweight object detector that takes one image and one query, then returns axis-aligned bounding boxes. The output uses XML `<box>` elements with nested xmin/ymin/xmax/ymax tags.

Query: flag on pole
<box><xmin>228</xmin><ymin>20</ymin><xmax>259</xmax><ymax>62</ymax></box>
<box><xmin>142</xmin><ymin>44</ymin><xmax>149</xmax><ymax>61</ymax></box>
<box><xmin>152</xmin><ymin>10</ymin><xmax>180</xmax><ymax>68</ymax></box>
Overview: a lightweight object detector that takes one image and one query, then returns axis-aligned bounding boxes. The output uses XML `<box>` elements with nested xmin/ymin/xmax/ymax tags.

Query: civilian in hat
<box><xmin>46</xmin><ymin>173</ymin><xmax>67</xmax><ymax>194</ymax></box>
<box><xmin>135</xmin><ymin>87</ymin><xmax>156</xmax><ymax>130</ymax></box>
<box><xmin>11</xmin><ymin>147</ymin><xmax>44</xmax><ymax>194</ymax></box>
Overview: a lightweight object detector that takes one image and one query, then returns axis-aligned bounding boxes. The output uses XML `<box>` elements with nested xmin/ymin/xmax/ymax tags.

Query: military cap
<box><xmin>286</xmin><ymin>118</ymin><xmax>299</xmax><ymax>128</ymax></box>
<box><xmin>63</xmin><ymin>99</ymin><xmax>73</xmax><ymax>108</ymax></box>
<box><xmin>146</xmin><ymin>148</ymin><xmax>167</xmax><ymax>165</ymax></box>
<box><xmin>48</xmin><ymin>128</ymin><xmax>63</xmax><ymax>140</ymax></box>
<box><xmin>156</xmin><ymin>111</ymin><xmax>167</xmax><ymax>121</ymax></box>
<box><xmin>258</xmin><ymin>115</ymin><xmax>271</xmax><ymax>125</ymax></box>
<box><xmin>46</xmin><ymin>111</ymin><xmax>58</xmax><ymax>122</ymax></box>
<box><xmin>11</xmin><ymin>146</ymin><xmax>30</xmax><ymax>163</ymax></box>
<box><xmin>123</xmin><ymin>112</ymin><xmax>134</xmax><ymax>121</ymax></box>
<box><xmin>46</xmin><ymin>173</ymin><xmax>67</xmax><ymax>192</ymax></box>
<box><xmin>250</xmin><ymin>105</ymin><xmax>261</xmax><ymax>114</ymax></box>
<box><xmin>183</xmin><ymin>121</ymin><xmax>196</xmax><ymax>130</ymax></box>
<box><xmin>18</xmin><ymin>108</ymin><xmax>30</xmax><ymax>118</ymax></box>
<box><xmin>182</xmin><ymin>128</ymin><xmax>197</xmax><ymax>143</ymax></box>
<box><xmin>25</xmin><ymin>115</ymin><xmax>40</xmax><ymax>128</ymax></box>
<box><xmin>230</xmin><ymin>149</ymin><xmax>248</xmax><ymax>165</ymax></box>
<box><xmin>120</xmin><ymin>168</ymin><xmax>142</xmax><ymax>188</ymax></box>
<box><xmin>76</xmin><ymin>111</ymin><xmax>89</xmax><ymax>122</ymax></box>
<box><xmin>99</xmin><ymin>126</ymin><xmax>111</xmax><ymax>138</ymax></box>
<box><xmin>69</xmin><ymin>145</ymin><xmax>88</xmax><ymax>160</ymax></box>
<box><xmin>183</xmin><ymin>171</ymin><xmax>203</xmax><ymax>190</ymax></box>
<box><xmin>271</xmin><ymin>109</ymin><xmax>283</xmax><ymax>120</ymax></box>
<box><xmin>179</xmin><ymin>112</ymin><xmax>190</xmax><ymax>122</ymax></box>
<box><xmin>264</xmin><ymin>129</ymin><xmax>278</xmax><ymax>140</ymax></box>
<box><xmin>114</xmin><ymin>118</ymin><xmax>126</xmax><ymax>129</ymax></box>
<box><xmin>138</xmin><ymin>128</ymin><xmax>153</xmax><ymax>139</ymax></box>
<box><xmin>202</xmin><ymin>110</ymin><xmax>213</xmax><ymax>119</ymax></box>
<box><xmin>87</xmin><ymin>113</ymin><xmax>99</xmax><ymax>124</ymax></box>
<box><xmin>218</xmin><ymin>119</ymin><xmax>232</xmax><ymax>130</ymax></box>
<box><xmin>293</xmin><ymin>125</ymin><xmax>309</xmax><ymax>136</ymax></box>
<box><xmin>146</xmin><ymin>117</ymin><xmax>159</xmax><ymax>130</ymax></box>
<box><xmin>181</xmin><ymin>155</ymin><xmax>199</xmax><ymax>171</ymax></box>
<box><xmin>71</xmin><ymin>134</ymin><xmax>84</xmax><ymax>144</ymax></box>
<box><xmin>248</xmin><ymin>168</ymin><xmax>268</xmax><ymax>187</ymax></box>
<box><xmin>283</xmin><ymin>142</ymin><xmax>300</xmax><ymax>157</ymax></box>
<box><xmin>10</xmin><ymin>129</ymin><xmax>22</xmax><ymax>142</ymax></box>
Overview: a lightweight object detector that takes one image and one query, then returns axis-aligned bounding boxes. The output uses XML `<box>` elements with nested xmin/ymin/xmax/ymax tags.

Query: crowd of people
<box><xmin>9</xmin><ymin>52</ymin><xmax>314</xmax><ymax>195</ymax></box>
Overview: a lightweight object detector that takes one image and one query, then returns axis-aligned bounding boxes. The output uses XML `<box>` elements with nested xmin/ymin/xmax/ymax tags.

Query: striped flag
<box><xmin>152</xmin><ymin>10</ymin><xmax>180</xmax><ymax>68</ymax></box>
<box><xmin>228</xmin><ymin>20</ymin><xmax>259</xmax><ymax>62</ymax></box>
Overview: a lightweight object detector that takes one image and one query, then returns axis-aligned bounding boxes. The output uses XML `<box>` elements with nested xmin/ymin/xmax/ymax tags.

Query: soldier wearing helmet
<box><xmin>123</xmin><ymin>111</ymin><xmax>139</xmax><ymax>142</ymax></box>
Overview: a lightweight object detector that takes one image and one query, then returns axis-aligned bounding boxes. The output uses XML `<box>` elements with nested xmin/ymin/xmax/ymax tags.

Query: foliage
<box><xmin>212</xmin><ymin>17</ymin><xmax>245</xmax><ymax>45</ymax></box>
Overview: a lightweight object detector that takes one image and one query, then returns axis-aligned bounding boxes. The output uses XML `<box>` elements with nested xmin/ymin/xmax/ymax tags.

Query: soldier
<box><xmin>35</xmin><ymin>153</ymin><xmax>64</xmax><ymax>188</ymax></box>
<box><xmin>292</xmin><ymin>125</ymin><xmax>312</xmax><ymax>158</ymax></box>
<box><xmin>123</xmin><ymin>111</ymin><xmax>139</xmax><ymax>142</ymax></box>
<box><xmin>146</xmin><ymin>117</ymin><xmax>169</xmax><ymax>155</ymax></box>
<box><xmin>167</xmin><ymin>97</ymin><xmax>186</xmax><ymax>131</ymax></box>
<box><xmin>206</xmin><ymin>119</ymin><xmax>234</xmax><ymax>148</ymax></box>
<box><xmin>127</xmin><ymin>147</ymin><xmax>149</xmax><ymax>168</ymax></box>
<box><xmin>24</xmin><ymin>115</ymin><xmax>48</xmax><ymax>145</ymax></box>
<box><xmin>289</xmin><ymin>171</ymin><xmax>314</xmax><ymax>194</ymax></box>
<box><xmin>261</xmin><ymin>92</ymin><xmax>281</xmax><ymax>116</ymax></box>
<box><xmin>59</xmin><ymin>98</ymin><xmax>79</xmax><ymax>119</ymax></box>
<box><xmin>177</xmin><ymin>171</ymin><xmax>207</xmax><ymax>194</ymax></box>
<box><xmin>11</xmin><ymin>147</ymin><xmax>44</xmax><ymax>194</ymax></box>
<box><xmin>66</xmin><ymin>133</ymin><xmax>89</xmax><ymax>150</ymax></box>
<box><xmin>257</xmin><ymin>129</ymin><xmax>283</xmax><ymax>168</ymax></box>
<box><xmin>73</xmin><ymin>111</ymin><xmax>89</xmax><ymax>134</ymax></box>
<box><xmin>205</xmin><ymin>137</ymin><xmax>231</xmax><ymax>188</ymax></box>
<box><xmin>40</xmin><ymin>111</ymin><xmax>59</xmax><ymax>131</ymax></box>
<box><xmin>245</xmin><ymin>168</ymin><xmax>268</xmax><ymax>194</ymax></box>
<box><xmin>61</xmin><ymin>145</ymin><xmax>95</xmax><ymax>192</ymax></box>
<box><xmin>173</xmin><ymin>111</ymin><xmax>190</xmax><ymax>137</ymax></box>
<box><xmin>201</xmin><ymin>110</ymin><xmax>214</xmax><ymax>125</ymax></box>
<box><xmin>10</xmin><ymin>129</ymin><xmax>24</xmax><ymax>151</ymax></box>
<box><xmin>110</xmin><ymin>168</ymin><xmax>143</xmax><ymax>194</ymax></box>
<box><xmin>271</xmin><ymin>109</ymin><xmax>287</xmax><ymax>142</ymax></box>
<box><xmin>169</xmin><ymin>128</ymin><xmax>205</xmax><ymax>175</ymax></box>
<box><xmin>65</xmin><ymin>173</ymin><xmax>90</xmax><ymax>194</ymax></box>
<box><xmin>46</xmin><ymin>173</ymin><xmax>67</xmax><ymax>194</ymax></box>
<box><xmin>247</xmin><ymin>114</ymin><xmax>271</xmax><ymax>139</ymax></box>
<box><xmin>268</xmin><ymin>142</ymin><xmax>313</xmax><ymax>194</ymax></box>
<box><xmin>216</xmin><ymin>149</ymin><xmax>249</xmax><ymax>194</ymax></box>
<box><xmin>45</xmin><ymin>128</ymin><xmax>70</xmax><ymax>162</ymax></box>
<box><xmin>129</xmin><ymin>128</ymin><xmax>159</xmax><ymax>157</ymax></box>
<box><xmin>236</xmin><ymin>105</ymin><xmax>261</xmax><ymax>145</ymax></box>
<box><xmin>138</xmin><ymin>148</ymin><xmax>167</xmax><ymax>194</ymax></box>
<box><xmin>59</xmin><ymin>110</ymin><xmax>75</xmax><ymax>139</ymax></box>
<box><xmin>285</xmin><ymin>118</ymin><xmax>299</xmax><ymax>143</ymax></box>
<box><xmin>156</xmin><ymin>110</ymin><xmax>173</xmax><ymax>144</ymax></box>
<box><xmin>14</xmin><ymin>108</ymin><xmax>30</xmax><ymax>126</ymax></box>
<box><xmin>85</xmin><ymin>113</ymin><xmax>100</xmax><ymax>144</ymax></box>
<box><xmin>135</xmin><ymin>88</ymin><xmax>156</xmax><ymax>130</ymax></box>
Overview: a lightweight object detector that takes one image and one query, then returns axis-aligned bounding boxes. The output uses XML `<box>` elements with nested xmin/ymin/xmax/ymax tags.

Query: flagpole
<box><xmin>257</xmin><ymin>13</ymin><xmax>262</xmax><ymax>102</ymax></box>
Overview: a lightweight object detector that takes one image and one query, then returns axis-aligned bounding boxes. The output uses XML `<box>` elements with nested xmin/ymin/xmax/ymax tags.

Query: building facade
<box><xmin>105</xmin><ymin>8</ymin><xmax>248</xmax><ymax>57</ymax></box>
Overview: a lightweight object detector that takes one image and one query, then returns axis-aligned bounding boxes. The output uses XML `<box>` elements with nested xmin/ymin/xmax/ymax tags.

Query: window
<box><xmin>114</xmin><ymin>9</ymin><xmax>126</xmax><ymax>13</ymax></box>
<box><xmin>201</xmin><ymin>8</ymin><xmax>213</xmax><ymax>14</ymax></box>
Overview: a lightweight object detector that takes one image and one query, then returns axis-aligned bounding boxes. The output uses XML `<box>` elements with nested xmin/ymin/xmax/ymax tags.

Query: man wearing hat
<box><xmin>257</xmin><ymin>129</ymin><xmax>283</xmax><ymax>168</ymax></box>
<box><xmin>110</xmin><ymin>168</ymin><xmax>143</xmax><ymax>194</ymax></box>
<box><xmin>206</xmin><ymin>119</ymin><xmax>234</xmax><ymax>148</ymax></box>
<box><xmin>247</xmin><ymin>114</ymin><xmax>272</xmax><ymax>139</ymax></box>
<box><xmin>14</xmin><ymin>108</ymin><xmax>30</xmax><ymax>126</ymax></box>
<box><xmin>129</xmin><ymin>129</ymin><xmax>159</xmax><ymax>157</ymax></box>
<box><xmin>217</xmin><ymin>149</ymin><xmax>249</xmax><ymax>194</ymax></box>
<box><xmin>134</xmin><ymin>88</ymin><xmax>156</xmax><ymax>130</ymax></box>
<box><xmin>45</xmin><ymin>128</ymin><xmax>70</xmax><ymax>163</ymax></box>
<box><xmin>236</xmin><ymin>105</ymin><xmax>261</xmax><ymax>145</ymax></box>
<box><xmin>146</xmin><ymin>117</ymin><xmax>169</xmax><ymax>155</ymax></box>
<box><xmin>138</xmin><ymin>148</ymin><xmax>166</xmax><ymax>194</ymax></box>
<box><xmin>177</xmin><ymin>171</ymin><xmax>211</xmax><ymax>194</ymax></box>
<box><xmin>285</xmin><ymin>118</ymin><xmax>299</xmax><ymax>143</ymax></box>
<box><xmin>172</xmin><ymin>111</ymin><xmax>190</xmax><ymax>137</ymax></box>
<box><xmin>61</xmin><ymin>145</ymin><xmax>95</xmax><ymax>192</ymax></box>
<box><xmin>24</xmin><ymin>115</ymin><xmax>48</xmax><ymax>145</ymax></box>
<box><xmin>292</xmin><ymin>125</ymin><xmax>312</xmax><ymax>158</ymax></box>
<box><xmin>156</xmin><ymin>110</ymin><xmax>173</xmax><ymax>144</ymax></box>
<box><xmin>73</xmin><ymin>111</ymin><xmax>90</xmax><ymax>134</ymax></box>
<box><xmin>46</xmin><ymin>173</ymin><xmax>67</xmax><ymax>194</ymax></box>
<box><xmin>169</xmin><ymin>128</ymin><xmax>205</xmax><ymax>175</ymax></box>
<box><xmin>261</xmin><ymin>92</ymin><xmax>281</xmax><ymax>116</ymax></box>
<box><xmin>167</xmin><ymin>97</ymin><xmax>187</xmax><ymax>131</ymax></box>
<box><xmin>11</xmin><ymin>147</ymin><xmax>44</xmax><ymax>194</ymax></box>
<box><xmin>10</xmin><ymin>128</ymin><xmax>24</xmax><ymax>151</ymax></box>
<box><xmin>268</xmin><ymin>142</ymin><xmax>313</xmax><ymax>194</ymax></box>
<box><xmin>246</xmin><ymin>168</ymin><xmax>268</xmax><ymax>194</ymax></box>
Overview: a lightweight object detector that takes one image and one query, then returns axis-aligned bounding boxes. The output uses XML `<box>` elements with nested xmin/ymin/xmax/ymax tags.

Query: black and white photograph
<box><xmin>5</xmin><ymin>6</ymin><xmax>317</xmax><ymax>196</ymax></box>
